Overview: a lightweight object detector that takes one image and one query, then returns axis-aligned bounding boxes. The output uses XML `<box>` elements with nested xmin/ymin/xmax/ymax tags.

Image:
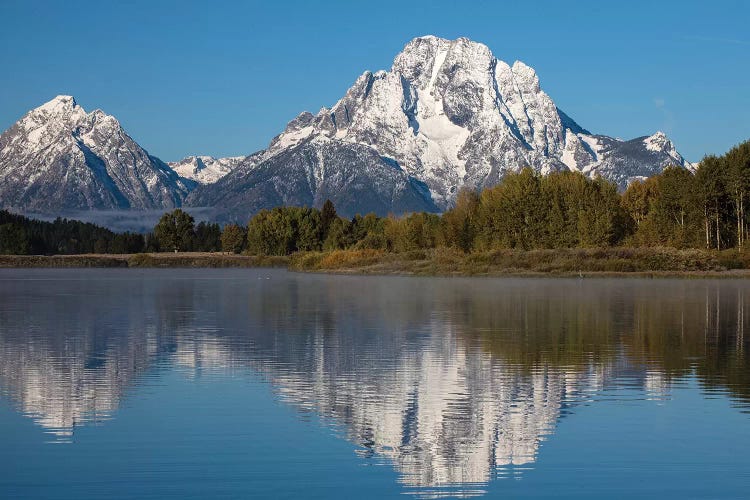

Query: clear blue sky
<box><xmin>1</xmin><ymin>0</ymin><xmax>748</xmax><ymax>162</ymax></box>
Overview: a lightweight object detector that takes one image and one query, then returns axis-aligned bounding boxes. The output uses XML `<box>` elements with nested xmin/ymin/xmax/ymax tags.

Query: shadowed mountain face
<box><xmin>189</xmin><ymin>35</ymin><xmax>692</xmax><ymax>218</ymax></box>
<box><xmin>0</xmin><ymin>270</ymin><xmax>747</xmax><ymax>497</ymax></box>
<box><xmin>0</xmin><ymin>96</ymin><xmax>194</xmax><ymax>212</ymax></box>
<box><xmin>186</xmin><ymin>141</ymin><xmax>437</xmax><ymax>221</ymax></box>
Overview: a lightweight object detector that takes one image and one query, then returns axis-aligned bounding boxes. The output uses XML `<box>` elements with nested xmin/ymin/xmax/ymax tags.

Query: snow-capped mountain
<box><xmin>0</xmin><ymin>37</ymin><xmax>692</xmax><ymax>219</ymax></box>
<box><xmin>168</xmin><ymin>155</ymin><xmax>244</xmax><ymax>184</ymax></box>
<box><xmin>190</xmin><ymin>35</ymin><xmax>691</xmax><ymax>219</ymax></box>
<box><xmin>0</xmin><ymin>95</ymin><xmax>193</xmax><ymax>212</ymax></box>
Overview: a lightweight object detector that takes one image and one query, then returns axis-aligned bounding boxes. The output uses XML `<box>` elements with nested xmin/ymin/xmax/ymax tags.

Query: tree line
<box><xmin>0</xmin><ymin>210</ymin><xmax>223</xmax><ymax>255</ymax></box>
<box><xmin>623</xmin><ymin>140</ymin><xmax>750</xmax><ymax>250</ymax></box>
<box><xmin>0</xmin><ymin>140</ymin><xmax>747</xmax><ymax>256</ymax></box>
<box><xmin>242</xmin><ymin>140</ymin><xmax>750</xmax><ymax>255</ymax></box>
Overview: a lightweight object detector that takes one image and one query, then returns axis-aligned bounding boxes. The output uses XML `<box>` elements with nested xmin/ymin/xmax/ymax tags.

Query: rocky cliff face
<box><xmin>0</xmin><ymin>95</ymin><xmax>193</xmax><ymax>212</ymax></box>
<box><xmin>190</xmin><ymin>35</ymin><xmax>692</xmax><ymax>218</ymax></box>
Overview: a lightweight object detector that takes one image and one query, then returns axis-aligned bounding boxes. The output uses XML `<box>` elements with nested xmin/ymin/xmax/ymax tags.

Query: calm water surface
<box><xmin>0</xmin><ymin>269</ymin><xmax>748</xmax><ymax>499</ymax></box>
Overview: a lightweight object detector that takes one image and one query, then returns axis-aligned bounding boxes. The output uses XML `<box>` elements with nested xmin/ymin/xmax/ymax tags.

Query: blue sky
<box><xmin>1</xmin><ymin>0</ymin><xmax>748</xmax><ymax>162</ymax></box>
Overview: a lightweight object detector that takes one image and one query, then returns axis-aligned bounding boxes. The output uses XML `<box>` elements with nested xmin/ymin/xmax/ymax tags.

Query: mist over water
<box><xmin>16</xmin><ymin>207</ymin><xmax>219</xmax><ymax>233</ymax></box>
<box><xmin>0</xmin><ymin>269</ymin><xmax>748</xmax><ymax>498</ymax></box>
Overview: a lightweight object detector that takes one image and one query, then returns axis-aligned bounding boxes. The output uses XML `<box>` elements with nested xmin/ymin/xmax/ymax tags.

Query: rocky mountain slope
<box><xmin>189</xmin><ymin>35</ymin><xmax>692</xmax><ymax>220</ymax></box>
<box><xmin>186</xmin><ymin>143</ymin><xmax>436</xmax><ymax>219</ymax></box>
<box><xmin>0</xmin><ymin>96</ymin><xmax>193</xmax><ymax>212</ymax></box>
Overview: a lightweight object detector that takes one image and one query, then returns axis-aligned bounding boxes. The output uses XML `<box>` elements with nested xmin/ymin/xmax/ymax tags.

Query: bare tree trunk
<box><xmin>716</xmin><ymin>202</ymin><xmax>721</xmax><ymax>251</ymax></box>
<box><xmin>737</xmin><ymin>193</ymin><xmax>742</xmax><ymax>250</ymax></box>
<box><xmin>741</xmin><ymin>195</ymin><xmax>745</xmax><ymax>251</ymax></box>
<box><xmin>705</xmin><ymin>207</ymin><xmax>711</xmax><ymax>250</ymax></box>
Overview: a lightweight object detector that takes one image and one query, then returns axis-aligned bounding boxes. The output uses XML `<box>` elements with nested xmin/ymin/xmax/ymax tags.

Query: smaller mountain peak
<box><xmin>412</xmin><ymin>34</ymin><xmax>443</xmax><ymax>43</ymax></box>
<box><xmin>285</xmin><ymin>111</ymin><xmax>315</xmax><ymax>131</ymax></box>
<box><xmin>644</xmin><ymin>131</ymin><xmax>674</xmax><ymax>153</ymax></box>
<box><xmin>511</xmin><ymin>61</ymin><xmax>540</xmax><ymax>89</ymax></box>
<box><xmin>511</xmin><ymin>60</ymin><xmax>536</xmax><ymax>75</ymax></box>
<box><xmin>645</xmin><ymin>131</ymin><xmax>670</xmax><ymax>143</ymax></box>
<box><xmin>36</xmin><ymin>95</ymin><xmax>80</xmax><ymax>113</ymax></box>
<box><xmin>52</xmin><ymin>95</ymin><xmax>76</xmax><ymax>105</ymax></box>
<box><xmin>91</xmin><ymin>109</ymin><xmax>119</xmax><ymax>124</ymax></box>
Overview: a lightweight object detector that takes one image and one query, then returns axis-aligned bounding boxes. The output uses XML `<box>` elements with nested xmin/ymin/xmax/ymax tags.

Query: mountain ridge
<box><xmin>0</xmin><ymin>36</ymin><xmax>694</xmax><ymax>220</ymax></box>
<box><xmin>188</xmin><ymin>35</ymin><xmax>693</xmax><ymax>221</ymax></box>
<box><xmin>168</xmin><ymin>155</ymin><xmax>244</xmax><ymax>185</ymax></box>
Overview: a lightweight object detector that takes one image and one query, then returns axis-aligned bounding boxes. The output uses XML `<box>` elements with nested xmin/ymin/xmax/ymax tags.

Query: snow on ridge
<box><xmin>35</xmin><ymin>95</ymin><xmax>79</xmax><ymax>114</ymax></box>
<box><xmin>3</xmin><ymin>35</ymin><xmax>696</xmax><ymax>216</ymax></box>
<box><xmin>248</xmin><ymin>35</ymin><xmax>693</xmax><ymax>205</ymax></box>
<box><xmin>168</xmin><ymin>155</ymin><xmax>244</xmax><ymax>184</ymax></box>
<box><xmin>644</xmin><ymin>131</ymin><xmax>670</xmax><ymax>152</ymax></box>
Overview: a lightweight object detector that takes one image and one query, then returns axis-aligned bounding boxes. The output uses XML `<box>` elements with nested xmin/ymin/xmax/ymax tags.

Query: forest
<box><xmin>241</xmin><ymin>139</ymin><xmax>750</xmax><ymax>255</ymax></box>
<box><xmin>0</xmin><ymin>140</ymin><xmax>748</xmax><ymax>257</ymax></box>
<box><xmin>0</xmin><ymin>210</ymin><xmax>223</xmax><ymax>255</ymax></box>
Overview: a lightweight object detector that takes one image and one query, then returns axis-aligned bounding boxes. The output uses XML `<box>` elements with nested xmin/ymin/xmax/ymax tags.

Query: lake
<box><xmin>0</xmin><ymin>269</ymin><xmax>748</xmax><ymax>499</ymax></box>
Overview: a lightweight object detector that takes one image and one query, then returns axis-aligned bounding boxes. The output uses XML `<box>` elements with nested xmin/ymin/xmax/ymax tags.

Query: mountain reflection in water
<box><xmin>0</xmin><ymin>269</ymin><xmax>748</xmax><ymax>497</ymax></box>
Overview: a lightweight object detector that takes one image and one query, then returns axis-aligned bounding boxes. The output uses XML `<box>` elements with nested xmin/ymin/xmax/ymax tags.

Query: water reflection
<box><xmin>0</xmin><ymin>270</ymin><xmax>748</xmax><ymax>496</ymax></box>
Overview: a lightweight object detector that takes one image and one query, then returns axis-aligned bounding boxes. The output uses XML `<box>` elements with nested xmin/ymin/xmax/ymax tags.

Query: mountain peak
<box><xmin>1</xmin><ymin>37</ymin><xmax>693</xmax><ymax>219</ymax></box>
<box><xmin>52</xmin><ymin>94</ymin><xmax>75</xmax><ymax>103</ymax></box>
<box><xmin>236</xmin><ymin>34</ymin><xmax>693</xmax><ymax>211</ymax></box>
<box><xmin>35</xmin><ymin>95</ymin><xmax>80</xmax><ymax>114</ymax></box>
<box><xmin>406</xmin><ymin>35</ymin><xmax>487</xmax><ymax>49</ymax></box>
<box><xmin>0</xmin><ymin>96</ymin><xmax>192</xmax><ymax>212</ymax></box>
<box><xmin>394</xmin><ymin>35</ymin><xmax>492</xmax><ymax>71</ymax></box>
<box><xmin>168</xmin><ymin>155</ymin><xmax>244</xmax><ymax>185</ymax></box>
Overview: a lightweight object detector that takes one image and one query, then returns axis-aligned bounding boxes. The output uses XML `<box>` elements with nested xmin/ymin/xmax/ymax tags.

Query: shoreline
<box><xmin>0</xmin><ymin>253</ymin><xmax>288</xmax><ymax>269</ymax></box>
<box><xmin>0</xmin><ymin>248</ymin><xmax>749</xmax><ymax>279</ymax></box>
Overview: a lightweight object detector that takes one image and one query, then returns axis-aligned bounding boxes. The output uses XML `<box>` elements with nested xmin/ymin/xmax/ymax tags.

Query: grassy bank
<box><xmin>0</xmin><ymin>253</ymin><xmax>288</xmax><ymax>268</ymax></box>
<box><xmin>2</xmin><ymin>248</ymin><xmax>750</xmax><ymax>277</ymax></box>
<box><xmin>289</xmin><ymin>247</ymin><xmax>750</xmax><ymax>277</ymax></box>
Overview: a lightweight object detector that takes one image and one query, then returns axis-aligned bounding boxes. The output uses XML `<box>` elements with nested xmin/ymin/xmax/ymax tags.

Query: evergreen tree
<box><xmin>154</xmin><ymin>209</ymin><xmax>195</xmax><ymax>253</ymax></box>
<box><xmin>0</xmin><ymin>223</ymin><xmax>29</xmax><ymax>255</ymax></box>
<box><xmin>221</xmin><ymin>224</ymin><xmax>246</xmax><ymax>254</ymax></box>
<box><xmin>194</xmin><ymin>222</ymin><xmax>222</xmax><ymax>252</ymax></box>
<box><xmin>296</xmin><ymin>208</ymin><xmax>323</xmax><ymax>251</ymax></box>
<box><xmin>442</xmin><ymin>188</ymin><xmax>480</xmax><ymax>252</ymax></box>
<box><xmin>320</xmin><ymin>199</ymin><xmax>337</xmax><ymax>239</ymax></box>
<box><xmin>323</xmin><ymin>218</ymin><xmax>350</xmax><ymax>250</ymax></box>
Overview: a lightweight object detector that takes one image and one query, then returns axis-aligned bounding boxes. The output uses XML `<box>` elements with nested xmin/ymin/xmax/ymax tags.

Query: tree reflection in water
<box><xmin>0</xmin><ymin>270</ymin><xmax>747</xmax><ymax>496</ymax></box>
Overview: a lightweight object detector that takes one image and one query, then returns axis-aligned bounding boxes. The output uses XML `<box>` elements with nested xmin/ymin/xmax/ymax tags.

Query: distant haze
<box><xmin>22</xmin><ymin>208</ymin><xmax>218</xmax><ymax>233</ymax></box>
